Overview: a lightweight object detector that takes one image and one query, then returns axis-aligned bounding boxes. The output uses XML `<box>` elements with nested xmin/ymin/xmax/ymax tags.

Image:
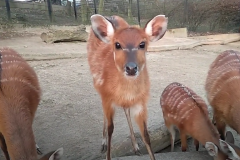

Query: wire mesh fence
<box><xmin>0</xmin><ymin>0</ymin><xmax>239</xmax><ymax>34</ymax></box>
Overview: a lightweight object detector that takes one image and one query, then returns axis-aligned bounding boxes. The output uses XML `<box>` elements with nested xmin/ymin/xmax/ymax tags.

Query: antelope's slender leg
<box><xmin>124</xmin><ymin>108</ymin><xmax>141</xmax><ymax>155</ymax></box>
<box><xmin>214</xmin><ymin>113</ymin><xmax>226</xmax><ymax>140</ymax></box>
<box><xmin>167</xmin><ymin>125</ymin><xmax>176</xmax><ymax>152</ymax></box>
<box><xmin>102</xmin><ymin>101</ymin><xmax>115</xmax><ymax>160</ymax></box>
<box><xmin>134</xmin><ymin>105</ymin><xmax>155</xmax><ymax>160</ymax></box>
<box><xmin>194</xmin><ymin>139</ymin><xmax>199</xmax><ymax>151</ymax></box>
<box><xmin>0</xmin><ymin>133</ymin><xmax>10</xmax><ymax>160</ymax></box>
<box><xmin>101</xmin><ymin>116</ymin><xmax>108</xmax><ymax>153</ymax></box>
<box><xmin>180</xmin><ymin>132</ymin><xmax>187</xmax><ymax>152</ymax></box>
<box><xmin>36</xmin><ymin>143</ymin><xmax>43</xmax><ymax>155</ymax></box>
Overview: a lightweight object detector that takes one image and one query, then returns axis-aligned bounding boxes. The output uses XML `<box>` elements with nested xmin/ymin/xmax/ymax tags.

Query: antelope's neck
<box><xmin>111</xmin><ymin>69</ymin><xmax>150</xmax><ymax>107</ymax></box>
<box><xmin>193</xmin><ymin>113</ymin><xmax>220</xmax><ymax>146</ymax></box>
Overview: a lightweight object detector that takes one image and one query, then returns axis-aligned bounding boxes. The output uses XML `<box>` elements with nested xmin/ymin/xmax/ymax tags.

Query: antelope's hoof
<box><xmin>212</xmin><ymin>119</ymin><xmax>216</xmax><ymax>126</ymax></box>
<box><xmin>36</xmin><ymin>144</ymin><xmax>43</xmax><ymax>155</ymax></box>
<box><xmin>37</xmin><ymin>148</ymin><xmax>43</xmax><ymax>155</ymax></box>
<box><xmin>135</xmin><ymin>149</ymin><xmax>142</xmax><ymax>156</ymax></box>
<box><xmin>101</xmin><ymin>144</ymin><xmax>107</xmax><ymax>153</ymax></box>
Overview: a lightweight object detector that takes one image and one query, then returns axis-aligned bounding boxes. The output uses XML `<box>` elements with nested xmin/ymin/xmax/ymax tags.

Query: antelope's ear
<box><xmin>144</xmin><ymin>15</ymin><xmax>168</xmax><ymax>42</ymax></box>
<box><xmin>205</xmin><ymin>142</ymin><xmax>218</xmax><ymax>157</ymax></box>
<box><xmin>90</xmin><ymin>14</ymin><xmax>114</xmax><ymax>43</ymax></box>
<box><xmin>104</xmin><ymin>15</ymin><xmax>129</xmax><ymax>30</ymax></box>
<box><xmin>49</xmin><ymin>148</ymin><xmax>63</xmax><ymax>160</ymax></box>
<box><xmin>219</xmin><ymin>139</ymin><xmax>240</xmax><ymax>160</ymax></box>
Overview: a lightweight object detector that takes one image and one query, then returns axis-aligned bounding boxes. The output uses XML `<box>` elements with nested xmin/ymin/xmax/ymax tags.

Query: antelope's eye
<box><xmin>115</xmin><ymin>42</ymin><xmax>121</xmax><ymax>49</ymax></box>
<box><xmin>139</xmin><ymin>42</ymin><xmax>145</xmax><ymax>49</ymax></box>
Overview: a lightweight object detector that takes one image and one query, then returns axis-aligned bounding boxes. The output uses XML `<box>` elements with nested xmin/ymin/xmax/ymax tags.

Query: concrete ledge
<box><xmin>149</xmin><ymin>33</ymin><xmax>240</xmax><ymax>52</ymax></box>
<box><xmin>21</xmin><ymin>53</ymin><xmax>86</xmax><ymax>61</ymax></box>
<box><xmin>111</xmin><ymin>151</ymin><xmax>212</xmax><ymax>160</ymax></box>
<box><xmin>164</xmin><ymin>28</ymin><xmax>188</xmax><ymax>38</ymax></box>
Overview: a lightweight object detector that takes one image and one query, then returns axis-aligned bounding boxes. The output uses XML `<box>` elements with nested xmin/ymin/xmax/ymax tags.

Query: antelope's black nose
<box><xmin>125</xmin><ymin>62</ymin><xmax>138</xmax><ymax>76</ymax></box>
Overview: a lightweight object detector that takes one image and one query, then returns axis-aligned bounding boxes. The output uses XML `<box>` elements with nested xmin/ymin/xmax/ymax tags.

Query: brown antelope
<box><xmin>205</xmin><ymin>50</ymin><xmax>240</xmax><ymax>140</ymax></box>
<box><xmin>87</xmin><ymin>14</ymin><xmax>168</xmax><ymax>160</ymax></box>
<box><xmin>0</xmin><ymin>48</ymin><xmax>63</xmax><ymax>160</ymax></box>
<box><xmin>160</xmin><ymin>82</ymin><xmax>240</xmax><ymax>160</ymax></box>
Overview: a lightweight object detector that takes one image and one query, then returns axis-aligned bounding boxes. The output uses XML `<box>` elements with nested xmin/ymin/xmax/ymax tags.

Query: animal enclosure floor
<box><xmin>0</xmin><ymin>33</ymin><xmax>240</xmax><ymax>160</ymax></box>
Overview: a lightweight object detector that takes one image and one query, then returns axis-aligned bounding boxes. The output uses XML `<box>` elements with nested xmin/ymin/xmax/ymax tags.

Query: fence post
<box><xmin>137</xmin><ymin>0</ymin><xmax>140</xmax><ymax>26</ymax></box>
<box><xmin>93</xmin><ymin>0</ymin><xmax>97</xmax><ymax>14</ymax></box>
<box><xmin>184</xmin><ymin>0</ymin><xmax>188</xmax><ymax>26</ymax></box>
<box><xmin>73</xmin><ymin>0</ymin><xmax>77</xmax><ymax>20</ymax></box>
<box><xmin>5</xmin><ymin>0</ymin><xmax>11</xmax><ymax>21</ymax></box>
<box><xmin>163</xmin><ymin>0</ymin><xmax>165</xmax><ymax>14</ymax></box>
<box><xmin>47</xmin><ymin>0</ymin><xmax>53</xmax><ymax>22</ymax></box>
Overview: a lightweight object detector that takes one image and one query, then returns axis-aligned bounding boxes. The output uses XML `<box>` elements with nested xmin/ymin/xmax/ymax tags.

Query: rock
<box><xmin>108</xmin><ymin>108</ymin><xmax>214</xmax><ymax>158</ymax></box>
<box><xmin>111</xmin><ymin>151</ymin><xmax>211</xmax><ymax>160</ymax></box>
<box><xmin>40</xmin><ymin>25</ymin><xmax>88</xmax><ymax>43</ymax></box>
<box><xmin>110</xmin><ymin>124</ymin><xmax>180</xmax><ymax>158</ymax></box>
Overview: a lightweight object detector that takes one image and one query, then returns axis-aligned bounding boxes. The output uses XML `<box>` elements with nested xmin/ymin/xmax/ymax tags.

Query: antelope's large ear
<box><xmin>144</xmin><ymin>15</ymin><xmax>168</xmax><ymax>42</ymax></box>
<box><xmin>49</xmin><ymin>148</ymin><xmax>63</xmax><ymax>160</ymax></box>
<box><xmin>205</xmin><ymin>142</ymin><xmax>218</xmax><ymax>157</ymax></box>
<box><xmin>104</xmin><ymin>15</ymin><xmax>129</xmax><ymax>30</ymax></box>
<box><xmin>219</xmin><ymin>139</ymin><xmax>240</xmax><ymax>160</ymax></box>
<box><xmin>90</xmin><ymin>14</ymin><xmax>114</xmax><ymax>43</ymax></box>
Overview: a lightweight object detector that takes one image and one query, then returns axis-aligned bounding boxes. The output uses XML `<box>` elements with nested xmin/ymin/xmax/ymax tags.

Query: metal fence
<box><xmin>1</xmin><ymin>0</ymin><xmax>240</xmax><ymax>33</ymax></box>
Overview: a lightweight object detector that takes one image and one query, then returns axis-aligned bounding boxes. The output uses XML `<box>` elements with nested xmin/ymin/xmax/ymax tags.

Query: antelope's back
<box><xmin>0</xmin><ymin>48</ymin><xmax>41</xmax><ymax>113</ymax></box>
<box><xmin>160</xmin><ymin>82</ymin><xmax>208</xmax><ymax>124</ymax></box>
<box><xmin>205</xmin><ymin>50</ymin><xmax>240</xmax><ymax>104</ymax></box>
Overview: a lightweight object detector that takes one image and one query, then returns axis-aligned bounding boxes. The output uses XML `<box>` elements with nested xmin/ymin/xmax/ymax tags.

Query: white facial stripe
<box><xmin>122</xmin><ymin>48</ymin><xmax>139</xmax><ymax>52</ymax></box>
<box><xmin>140</xmin><ymin>64</ymin><xmax>145</xmax><ymax>71</ymax></box>
<box><xmin>122</xmin><ymin>48</ymin><xmax>129</xmax><ymax>52</ymax></box>
<box><xmin>113</xmin><ymin>51</ymin><xmax>116</xmax><ymax>61</ymax></box>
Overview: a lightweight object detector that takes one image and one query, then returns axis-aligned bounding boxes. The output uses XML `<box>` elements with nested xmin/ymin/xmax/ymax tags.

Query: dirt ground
<box><xmin>0</xmin><ymin>29</ymin><xmax>240</xmax><ymax>160</ymax></box>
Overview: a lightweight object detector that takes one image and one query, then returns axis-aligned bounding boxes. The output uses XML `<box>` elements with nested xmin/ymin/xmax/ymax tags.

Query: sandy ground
<box><xmin>0</xmin><ymin>29</ymin><xmax>240</xmax><ymax>160</ymax></box>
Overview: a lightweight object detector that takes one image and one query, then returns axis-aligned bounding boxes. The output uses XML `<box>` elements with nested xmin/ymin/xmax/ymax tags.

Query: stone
<box><xmin>40</xmin><ymin>25</ymin><xmax>88</xmax><ymax>43</ymax></box>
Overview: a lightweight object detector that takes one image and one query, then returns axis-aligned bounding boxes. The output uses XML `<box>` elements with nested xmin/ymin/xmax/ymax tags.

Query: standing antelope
<box><xmin>0</xmin><ymin>48</ymin><xmax>63</xmax><ymax>160</ymax></box>
<box><xmin>87</xmin><ymin>14</ymin><xmax>168</xmax><ymax>160</ymax></box>
<box><xmin>205</xmin><ymin>50</ymin><xmax>240</xmax><ymax>148</ymax></box>
<box><xmin>160</xmin><ymin>82</ymin><xmax>240</xmax><ymax>160</ymax></box>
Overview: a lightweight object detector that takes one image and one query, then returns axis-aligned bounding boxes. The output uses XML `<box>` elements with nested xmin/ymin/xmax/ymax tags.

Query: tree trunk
<box><xmin>128</xmin><ymin>0</ymin><xmax>133</xmax><ymax>24</ymax></box>
<box><xmin>81</xmin><ymin>0</ymin><xmax>88</xmax><ymax>24</ymax></box>
<box><xmin>98</xmin><ymin>0</ymin><xmax>104</xmax><ymax>14</ymax></box>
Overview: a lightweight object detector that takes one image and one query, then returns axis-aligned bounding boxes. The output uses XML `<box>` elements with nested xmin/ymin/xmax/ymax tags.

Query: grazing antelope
<box><xmin>205</xmin><ymin>50</ymin><xmax>240</xmax><ymax>141</ymax></box>
<box><xmin>0</xmin><ymin>48</ymin><xmax>63</xmax><ymax>160</ymax></box>
<box><xmin>160</xmin><ymin>82</ymin><xmax>240</xmax><ymax>160</ymax></box>
<box><xmin>87</xmin><ymin>14</ymin><xmax>168</xmax><ymax>160</ymax></box>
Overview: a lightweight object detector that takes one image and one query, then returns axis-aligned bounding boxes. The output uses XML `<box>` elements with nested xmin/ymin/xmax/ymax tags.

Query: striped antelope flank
<box><xmin>87</xmin><ymin>14</ymin><xmax>168</xmax><ymax>160</ymax></box>
<box><xmin>205</xmin><ymin>50</ymin><xmax>240</xmax><ymax>138</ymax></box>
<box><xmin>205</xmin><ymin>50</ymin><xmax>240</xmax><ymax>157</ymax></box>
<box><xmin>160</xmin><ymin>82</ymin><xmax>240</xmax><ymax>160</ymax></box>
<box><xmin>0</xmin><ymin>48</ymin><xmax>63</xmax><ymax>160</ymax></box>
